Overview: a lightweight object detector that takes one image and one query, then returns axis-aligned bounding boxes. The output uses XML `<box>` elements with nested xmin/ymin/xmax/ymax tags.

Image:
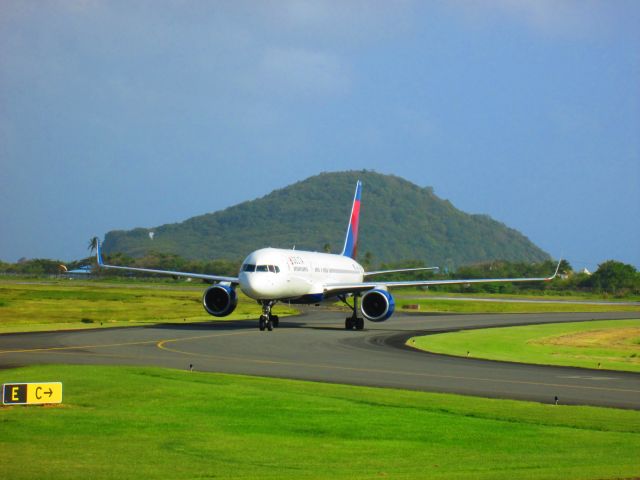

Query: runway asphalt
<box><xmin>0</xmin><ymin>310</ymin><xmax>638</xmax><ymax>409</ymax></box>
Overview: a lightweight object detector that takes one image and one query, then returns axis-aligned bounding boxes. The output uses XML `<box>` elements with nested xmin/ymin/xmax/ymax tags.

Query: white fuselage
<box><xmin>238</xmin><ymin>248</ymin><xmax>364</xmax><ymax>301</ymax></box>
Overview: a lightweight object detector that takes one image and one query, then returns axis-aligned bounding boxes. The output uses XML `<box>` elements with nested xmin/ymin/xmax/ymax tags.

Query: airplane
<box><xmin>59</xmin><ymin>264</ymin><xmax>93</xmax><ymax>275</ymax></box>
<box><xmin>95</xmin><ymin>181</ymin><xmax>561</xmax><ymax>331</ymax></box>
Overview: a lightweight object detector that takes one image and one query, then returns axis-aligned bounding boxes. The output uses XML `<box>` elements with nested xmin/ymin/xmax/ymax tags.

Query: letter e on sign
<box><xmin>3</xmin><ymin>384</ymin><xmax>26</xmax><ymax>404</ymax></box>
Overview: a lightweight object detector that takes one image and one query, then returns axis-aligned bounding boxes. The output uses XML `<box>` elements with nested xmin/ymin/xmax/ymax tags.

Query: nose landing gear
<box><xmin>258</xmin><ymin>301</ymin><xmax>279</xmax><ymax>331</ymax></box>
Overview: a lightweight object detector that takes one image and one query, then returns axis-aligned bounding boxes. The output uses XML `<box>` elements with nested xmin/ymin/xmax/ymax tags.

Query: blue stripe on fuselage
<box><xmin>286</xmin><ymin>293</ymin><xmax>325</xmax><ymax>304</ymax></box>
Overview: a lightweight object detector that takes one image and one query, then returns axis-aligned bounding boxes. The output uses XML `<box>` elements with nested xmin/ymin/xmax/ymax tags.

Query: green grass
<box><xmin>0</xmin><ymin>281</ymin><xmax>297</xmax><ymax>333</ymax></box>
<box><xmin>395</xmin><ymin>297</ymin><xmax>640</xmax><ymax>313</ymax></box>
<box><xmin>397</xmin><ymin>288</ymin><xmax>640</xmax><ymax>302</ymax></box>
<box><xmin>409</xmin><ymin>319</ymin><xmax>640</xmax><ymax>372</ymax></box>
<box><xmin>2</xmin><ymin>279</ymin><xmax>638</xmax><ymax>335</ymax></box>
<box><xmin>1</xmin><ymin>365</ymin><xmax>639</xmax><ymax>479</ymax></box>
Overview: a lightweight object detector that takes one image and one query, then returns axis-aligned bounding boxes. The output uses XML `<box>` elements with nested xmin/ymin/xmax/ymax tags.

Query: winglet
<box><xmin>341</xmin><ymin>181</ymin><xmax>362</xmax><ymax>259</ymax></box>
<box><xmin>96</xmin><ymin>239</ymin><xmax>104</xmax><ymax>267</ymax></box>
<box><xmin>546</xmin><ymin>259</ymin><xmax>562</xmax><ymax>281</ymax></box>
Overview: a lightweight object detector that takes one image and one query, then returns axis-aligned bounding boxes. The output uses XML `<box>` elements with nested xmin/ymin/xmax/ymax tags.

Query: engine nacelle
<box><xmin>360</xmin><ymin>289</ymin><xmax>395</xmax><ymax>322</ymax></box>
<box><xmin>202</xmin><ymin>285</ymin><xmax>238</xmax><ymax>317</ymax></box>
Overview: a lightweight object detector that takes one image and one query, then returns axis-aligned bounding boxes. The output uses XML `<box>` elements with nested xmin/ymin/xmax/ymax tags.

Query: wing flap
<box><xmin>364</xmin><ymin>266</ymin><xmax>439</xmax><ymax>276</ymax></box>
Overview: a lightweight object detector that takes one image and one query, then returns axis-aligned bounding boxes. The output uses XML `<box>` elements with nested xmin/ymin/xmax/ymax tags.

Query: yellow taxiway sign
<box><xmin>2</xmin><ymin>382</ymin><xmax>62</xmax><ymax>405</ymax></box>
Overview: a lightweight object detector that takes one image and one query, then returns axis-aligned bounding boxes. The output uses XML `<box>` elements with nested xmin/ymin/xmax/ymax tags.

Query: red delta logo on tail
<box><xmin>341</xmin><ymin>180</ymin><xmax>362</xmax><ymax>259</ymax></box>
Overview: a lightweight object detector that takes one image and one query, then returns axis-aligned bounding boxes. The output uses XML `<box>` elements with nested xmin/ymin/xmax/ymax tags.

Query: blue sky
<box><xmin>1</xmin><ymin>1</ymin><xmax>638</xmax><ymax>271</ymax></box>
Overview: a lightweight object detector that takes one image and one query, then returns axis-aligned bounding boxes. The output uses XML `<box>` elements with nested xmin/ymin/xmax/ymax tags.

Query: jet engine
<box><xmin>202</xmin><ymin>284</ymin><xmax>238</xmax><ymax>317</ymax></box>
<box><xmin>360</xmin><ymin>289</ymin><xmax>395</xmax><ymax>322</ymax></box>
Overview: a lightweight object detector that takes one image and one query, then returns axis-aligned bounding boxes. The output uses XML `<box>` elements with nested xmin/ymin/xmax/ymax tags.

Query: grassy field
<box><xmin>0</xmin><ymin>280</ymin><xmax>297</xmax><ymax>333</ymax></box>
<box><xmin>1</xmin><ymin>364</ymin><xmax>639</xmax><ymax>479</ymax></box>
<box><xmin>409</xmin><ymin>319</ymin><xmax>640</xmax><ymax>372</ymax></box>
<box><xmin>395</xmin><ymin>297</ymin><xmax>640</xmax><ymax>314</ymax></box>
<box><xmin>396</xmin><ymin>287</ymin><xmax>640</xmax><ymax>302</ymax></box>
<box><xmin>1</xmin><ymin>279</ymin><xmax>638</xmax><ymax>335</ymax></box>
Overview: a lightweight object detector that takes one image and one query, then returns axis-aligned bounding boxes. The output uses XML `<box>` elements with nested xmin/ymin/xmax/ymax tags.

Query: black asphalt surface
<box><xmin>1</xmin><ymin>310</ymin><xmax>639</xmax><ymax>409</ymax></box>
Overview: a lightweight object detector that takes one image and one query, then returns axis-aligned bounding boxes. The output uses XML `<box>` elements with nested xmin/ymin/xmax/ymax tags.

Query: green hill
<box><xmin>102</xmin><ymin>171</ymin><xmax>549</xmax><ymax>267</ymax></box>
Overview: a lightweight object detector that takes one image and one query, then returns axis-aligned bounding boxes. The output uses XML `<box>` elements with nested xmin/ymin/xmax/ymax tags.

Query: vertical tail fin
<box><xmin>341</xmin><ymin>181</ymin><xmax>362</xmax><ymax>259</ymax></box>
<box><xmin>96</xmin><ymin>239</ymin><xmax>104</xmax><ymax>266</ymax></box>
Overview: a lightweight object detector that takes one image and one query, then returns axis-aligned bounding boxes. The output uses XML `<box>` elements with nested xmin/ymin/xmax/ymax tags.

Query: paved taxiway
<box><xmin>1</xmin><ymin>311</ymin><xmax>638</xmax><ymax>409</ymax></box>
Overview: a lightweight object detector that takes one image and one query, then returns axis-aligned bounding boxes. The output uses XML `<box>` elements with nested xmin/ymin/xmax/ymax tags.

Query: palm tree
<box><xmin>87</xmin><ymin>236</ymin><xmax>99</xmax><ymax>256</ymax></box>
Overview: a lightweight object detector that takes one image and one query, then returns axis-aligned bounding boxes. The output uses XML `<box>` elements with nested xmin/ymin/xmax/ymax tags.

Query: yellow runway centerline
<box><xmin>0</xmin><ymin>339</ymin><xmax>160</xmax><ymax>355</ymax></box>
<box><xmin>156</xmin><ymin>330</ymin><xmax>256</xmax><ymax>350</ymax></box>
<box><xmin>0</xmin><ymin>329</ymin><xmax>256</xmax><ymax>356</ymax></box>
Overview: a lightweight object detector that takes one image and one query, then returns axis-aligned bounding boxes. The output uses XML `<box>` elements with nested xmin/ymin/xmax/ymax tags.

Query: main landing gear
<box><xmin>339</xmin><ymin>295</ymin><xmax>364</xmax><ymax>330</ymax></box>
<box><xmin>258</xmin><ymin>300</ymin><xmax>279</xmax><ymax>332</ymax></box>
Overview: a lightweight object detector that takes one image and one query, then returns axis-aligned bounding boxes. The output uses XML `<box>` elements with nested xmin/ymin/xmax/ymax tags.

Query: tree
<box><xmin>558</xmin><ymin>259</ymin><xmax>573</xmax><ymax>275</ymax></box>
<box><xmin>87</xmin><ymin>236</ymin><xmax>99</xmax><ymax>256</ymax></box>
<box><xmin>588</xmin><ymin>260</ymin><xmax>639</xmax><ymax>295</ymax></box>
<box><xmin>362</xmin><ymin>251</ymin><xmax>374</xmax><ymax>270</ymax></box>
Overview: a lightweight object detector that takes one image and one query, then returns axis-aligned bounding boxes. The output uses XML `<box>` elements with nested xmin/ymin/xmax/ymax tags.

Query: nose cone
<box><xmin>239</xmin><ymin>248</ymin><xmax>283</xmax><ymax>300</ymax></box>
<box><xmin>239</xmin><ymin>272</ymin><xmax>262</xmax><ymax>299</ymax></box>
<box><xmin>240</xmin><ymin>271</ymin><xmax>282</xmax><ymax>300</ymax></box>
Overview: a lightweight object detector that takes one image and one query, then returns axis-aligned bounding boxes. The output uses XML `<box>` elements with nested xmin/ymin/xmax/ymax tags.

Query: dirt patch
<box><xmin>533</xmin><ymin>327</ymin><xmax>640</xmax><ymax>351</ymax></box>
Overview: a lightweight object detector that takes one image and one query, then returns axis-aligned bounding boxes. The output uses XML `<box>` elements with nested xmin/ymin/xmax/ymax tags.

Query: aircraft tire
<box><xmin>259</xmin><ymin>316</ymin><xmax>266</xmax><ymax>331</ymax></box>
<box><xmin>271</xmin><ymin>315</ymin><xmax>279</xmax><ymax>328</ymax></box>
<box><xmin>267</xmin><ymin>320</ymin><xmax>273</xmax><ymax>331</ymax></box>
<box><xmin>345</xmin><ymin>317</ymin><xmax>355</xmax><ymax>330</ymax></box>
<box><xmin>355</xmin><ymin>318</ymin><xmax>364</xmax><ymax>330</ymax></box>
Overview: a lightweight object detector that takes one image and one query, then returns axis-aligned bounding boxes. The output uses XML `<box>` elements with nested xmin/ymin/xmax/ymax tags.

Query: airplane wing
<box><xmin>95</xmin><ymin>241</ymin><xmax>239</xmax><ymax>284</ymax></box>
<box><xmin>324</xmin><ymin>261</ymin><xmax>562</xmax><ymax>297</ymax></box>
